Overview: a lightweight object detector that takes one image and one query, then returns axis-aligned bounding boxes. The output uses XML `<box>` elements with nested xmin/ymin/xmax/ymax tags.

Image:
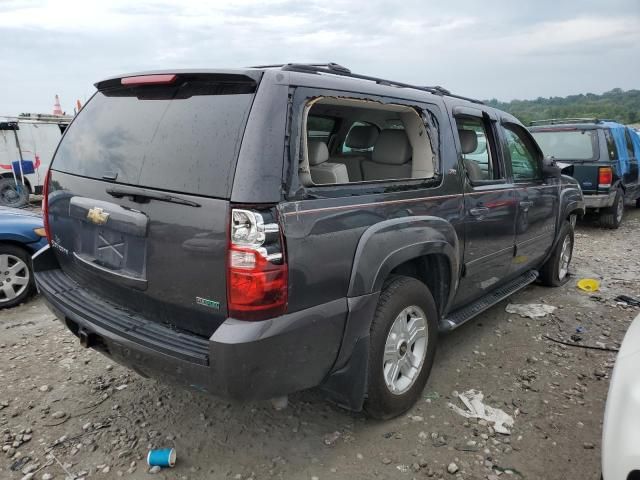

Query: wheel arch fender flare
<box><xmin>347</xmin><ymin>216</ymin><xmax>460</xmax><ymax>298</ymax></box>
<box><xmin>323</xmin><ymin>216</ymin><xmax>460</xmax><ymax>412</ymax></box>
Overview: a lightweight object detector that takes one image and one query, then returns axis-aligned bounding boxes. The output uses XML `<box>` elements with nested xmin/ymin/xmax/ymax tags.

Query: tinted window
<box><xmin>503</xmin><ymin>124</ymin><xmax>541</xmax><ymax>181</ymax></box>
<box><xmin>624</xmin><ymin>129</ymin><xmax>635</xmax><ymax>158</ymax></box>
<box><xmin>530</xmin><ymin>129</ymin><xmax>598</xmax><ymax>161</ymax></box>
<box><xmin>604</xmin><ymin>129</ymin><xmax>618</xmax><ymax>161</ymax></box>
<box><xmin>455</xmin><ymin>116</ymin><xmax>501</xmax><ymax>182</ymax></box>
<box><xmin>53</xmin><ymin>85</ymin><xmax>255</xmax><ymax>198</ymax></box>
<box><xmin>307</xmin><ymin>116</ymin><xmax>336</xmax><ymax>143</ymax></box>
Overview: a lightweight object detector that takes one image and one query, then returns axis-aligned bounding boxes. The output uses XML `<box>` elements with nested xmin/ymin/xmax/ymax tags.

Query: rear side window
<box><xmin>624</xmin><ymin>129</ymin><xmax>635</xmax><ymax>158</ymax></box>
<box><xmin>604</xmin><ymin>128</ymin><xmax>618</xmax><ymax>161</ymax></box>
<box><xmin>455</xmin><ymin>116</ymin><xmax>502</xmax><ymax>182</ymax></box>
<box><xmin>53</xmin><ymin>76</ymin><xmax>256</xmax><ymax>198</ymax></box>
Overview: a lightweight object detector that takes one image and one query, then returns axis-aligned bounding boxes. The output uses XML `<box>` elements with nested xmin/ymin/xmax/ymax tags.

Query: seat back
<box><xmin>361</xmin><ymin>129</ymin><xmax>412</xmax><ymax>181</ymax></box>
<box><xmin>308</xmin><ymin>140</ymin><xmax>349</xmax><ymax>185</ymax></box>
<box><xmin>330</xmin><ymin>125</ymin><xmax>379</xmax><ymax>181</ymax></box>
<box><xmin>458</xmin><ymin>129</ymin><xmax>486</xmax><ymax>182</ymax></box>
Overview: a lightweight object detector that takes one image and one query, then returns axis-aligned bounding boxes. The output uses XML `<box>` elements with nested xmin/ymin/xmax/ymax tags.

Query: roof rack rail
<box><xmin>529</xmin><ymin>118</ymin><xmax>610</xmax><ymax>126</ymax></box>
<box><xmin>249</xmin><ymin>63</ymin><xmax>343</xmax><ymax>70</ymax></box>
<box><xmin>272</xmin><ymin>63</ymin><xmax>484</xmax><ymax>105</ymax></box>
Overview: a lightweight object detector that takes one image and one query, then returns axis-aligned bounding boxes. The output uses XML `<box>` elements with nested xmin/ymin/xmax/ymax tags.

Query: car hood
<box><xmin>0</xmin><ymin>206</ymin><xmax>41</xmax><ymax>219</ymax></box>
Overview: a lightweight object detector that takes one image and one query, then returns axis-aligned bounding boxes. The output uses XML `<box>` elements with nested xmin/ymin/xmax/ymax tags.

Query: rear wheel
<box><xmin>540</xmin><ymin>220</ymin><xmax>574</xmax><ymax>287</ymax></box>
<box><xmin>0</xmin><ymin>177</ymin><xmax>29</xmax><ymax>208</ymax></box>
<box><xmin>0</xmin><ymin>244</ymin><xmax>35</xmax><ymax>309</ymax></box>
<box><xmin>364</xmin><ymin>276</ymin><xmax>438</xmax><ymax>419</ymax></box>
<box><xmin>599</xmin><ymin>189</ymin><xmax>624</xmax><ymax>229</ymax></box>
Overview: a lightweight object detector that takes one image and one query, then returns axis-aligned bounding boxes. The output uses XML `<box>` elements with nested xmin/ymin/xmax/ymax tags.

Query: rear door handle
<box><xmin>469</xmin><ymin>207</ymin><xmax>489</xmax><ymax>216</ymax></box>
<box><xmin>519</xmin><ymin>201</ymin><xmax>533</xmax><ymax>208</ymax></box>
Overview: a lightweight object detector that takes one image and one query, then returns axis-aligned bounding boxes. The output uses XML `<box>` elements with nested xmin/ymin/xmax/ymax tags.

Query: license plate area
<box><xmin>69</xmin><ymin>197</ymin><xmax>149</xmax><ymax>285</ymax></box>
<box><xmin>95</xmin><ymin>229</ymin><xmax>126</xmax><ymax>269</ymax></box>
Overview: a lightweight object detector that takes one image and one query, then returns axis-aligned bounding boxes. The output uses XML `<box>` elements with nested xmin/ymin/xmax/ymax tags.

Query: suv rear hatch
<box><xmin>530</xmin><ymin>127</ymin><xmax>604</xmax><ymax>193</ymax></box>
<box><xmin>46</xmin><ymin>71</ymin><xmax>261</xmax><ymax>338</ymax></box>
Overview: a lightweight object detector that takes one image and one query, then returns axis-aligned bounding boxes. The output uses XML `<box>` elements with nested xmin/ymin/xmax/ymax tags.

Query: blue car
<box><xmin>0</xmin><ymin>207</ymin><xmax>47</xmax><ymax>308</ymax></box>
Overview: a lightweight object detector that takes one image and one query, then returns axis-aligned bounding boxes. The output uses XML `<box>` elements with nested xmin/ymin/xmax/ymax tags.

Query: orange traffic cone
<box><xmin>53</xmin><ymin>95</ymin><xmax>63</xmax><ymax>115</ymax></box>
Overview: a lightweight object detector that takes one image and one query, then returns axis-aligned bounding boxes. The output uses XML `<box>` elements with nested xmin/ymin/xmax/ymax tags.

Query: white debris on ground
<box><xmin>505</xmin><ymin>303</ymin><xmax>557</xmax><ymax>318</ymax></box>
<box><xmin>448</xmin><ymin>389</ymin><xmax>515</xmax><ymax>435</ymax></box>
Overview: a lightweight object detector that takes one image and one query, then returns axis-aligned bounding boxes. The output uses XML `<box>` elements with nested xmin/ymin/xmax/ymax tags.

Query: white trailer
<box><xmin>0</xmin><ymin>114</ymin><xmax>72</xmax><ymax>207</ymax></box>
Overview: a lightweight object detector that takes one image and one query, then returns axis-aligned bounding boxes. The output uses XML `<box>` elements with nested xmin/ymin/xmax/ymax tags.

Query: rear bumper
<box><xmin>34</xmin><ymin>248</ymin><xmax>347</xmax><ymax>401</ymax></box>
<box><xmin>583</xmin><ymin>191</ymin><xmax>616</xmax><ymax>209</ymax></box>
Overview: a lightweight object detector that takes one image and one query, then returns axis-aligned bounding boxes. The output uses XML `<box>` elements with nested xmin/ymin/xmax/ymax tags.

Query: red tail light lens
<box><xmin>42</xmin><ymin>169</ymin><xmax>51</xmax><ymax>243</ymax></box>
<box><xmin>227</xmin><ymin>208</ymin><xmax>287</xmax><ymax>320</ymax></box>
<box><xmin>598</xmin><ymin>167</ymin><xmax>613</xmax><ymax>189</ymax></box>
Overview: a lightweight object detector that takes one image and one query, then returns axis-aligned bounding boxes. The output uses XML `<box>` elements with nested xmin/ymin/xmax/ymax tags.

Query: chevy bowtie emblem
<box><xmin>87</xmin><ymin>207</ymin><xmax>110</xmax><ymax>225</ymax></box>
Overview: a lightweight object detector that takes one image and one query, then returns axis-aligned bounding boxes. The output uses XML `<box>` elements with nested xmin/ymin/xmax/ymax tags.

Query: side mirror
<box><xmin>542</xmin><ymin>156</ymin><xmax>561</xmax><ymax>178</ymax></box>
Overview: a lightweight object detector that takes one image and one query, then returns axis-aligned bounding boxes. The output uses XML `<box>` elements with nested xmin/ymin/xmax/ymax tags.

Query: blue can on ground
<box><xmin>147</xmin><ymin>448</ymin><xmax>176</xmax><ymax>468</ymax></box>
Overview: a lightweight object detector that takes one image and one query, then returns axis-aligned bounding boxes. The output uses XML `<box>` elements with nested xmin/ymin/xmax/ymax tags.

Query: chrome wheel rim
<box><xmin>383</xmin><ymin>305</ymin><xmax>428</xmax><ymax>395</ymax></box>
<box><xmin>558</xmin><ymin>235</ymin><xmax>572</xmax><ymax>280</ymax></box>
<box><xmin>0</xmin><ymin>254</ymin><xmax>30</xmax><ymax>303</ymax></box>
<box><xmin>616</xmin><ymin>196</ymin><xmax>624</xmax><ymax>222</ymax></box>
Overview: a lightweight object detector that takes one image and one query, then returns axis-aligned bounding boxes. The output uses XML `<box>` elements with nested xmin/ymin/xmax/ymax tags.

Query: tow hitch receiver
<box><xmin>78</xmin><ymin>328</ymin><xmax>96</xmax><ymax>348</ymax></box>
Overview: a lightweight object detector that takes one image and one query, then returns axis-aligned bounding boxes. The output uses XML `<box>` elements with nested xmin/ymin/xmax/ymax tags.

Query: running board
<box><xmin>441</xmin><ymin>270</ymin><xmax>539</xmax><ymax>332</ymax></box>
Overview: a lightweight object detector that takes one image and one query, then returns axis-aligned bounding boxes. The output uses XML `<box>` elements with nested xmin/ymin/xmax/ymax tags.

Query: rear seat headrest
<box><xmin>345</xmin><ymin>125</ymin><xmax>379</xmax><ymax>150</ymax></box>
<box><xmin>308</xmin><ymin>140</ymin><xmax>330</xmax><ymax>166</ymax></box>
<box><xmin>458</xmin><ymin>129</ymin><xmax>478</xmax><ymax>155</ymax></box>
<box><xmin>372</xmin><ymin>129</ymin><xmax>411</xmax><ymax>165</ymax></box>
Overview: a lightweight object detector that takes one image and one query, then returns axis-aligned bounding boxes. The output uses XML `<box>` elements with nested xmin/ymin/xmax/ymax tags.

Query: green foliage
<box><xmin>485</xmin><ymin>89</ymin><xmax>640</xmax><ymax>126</ymax></box>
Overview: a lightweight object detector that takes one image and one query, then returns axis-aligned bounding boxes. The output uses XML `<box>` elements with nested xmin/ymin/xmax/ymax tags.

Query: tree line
<box><xmin>485</xmin><ymin>88</ymin><xmax>640</xmax><ymax>126</ymax></box>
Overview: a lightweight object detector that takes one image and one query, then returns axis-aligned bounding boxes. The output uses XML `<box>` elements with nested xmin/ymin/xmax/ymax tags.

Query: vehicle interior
<box><xmin>300</xmin><ymin>97</ymin><xmax>437</xmax><ymax>186</ymax></box>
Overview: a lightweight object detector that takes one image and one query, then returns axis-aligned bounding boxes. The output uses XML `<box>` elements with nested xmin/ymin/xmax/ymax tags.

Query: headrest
<box><xmin>308</xmin><ymin>140</ymin><xmax>329</xmax><ymax>166</ymax></box>
<box><xmin>372</xmin><ymin>129</ymin><xmax>411</xmax><ymax>165</ymax></box>
<box><xmin>458</xmin><ymin>129</ymin><xmax>478</xmax><ymax>155</ymax></box>
<box><xmin>345</xmin><ymin>125</ymin><xmax>379</xmax><ymax>149</ymax></box>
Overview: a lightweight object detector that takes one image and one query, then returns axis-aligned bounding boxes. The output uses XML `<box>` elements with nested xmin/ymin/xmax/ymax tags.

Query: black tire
<box><xmin>0</xmin><ymin>244</ymin><xmax>36</xmax><ymax>309</ymax></box>
<box><xmin>599</xmin><ymin>189</ymin><xmax>624</xmax><ymax>229</ymax></box>
<box><xmin>364</xmin><ymin>276</ymin><xmax>438</xmax><ymax>419</ymax></box>
<box><xmin>0</xmin><ymin>177</ymin><xmax>29</xmax><ymax>208</ymax></box>
<box><xmin>540</xmin><ymin>220</ymin><xmax>574</xmax><ymax>287</ymax></box>
<box><xmin>635</xmin><ymin>197</ymin><xmax>640</xmax><ymax>208</ymax></box>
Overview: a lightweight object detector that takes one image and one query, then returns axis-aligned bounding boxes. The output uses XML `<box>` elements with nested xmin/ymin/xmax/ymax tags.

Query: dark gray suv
<box><xmin>34</xmin><ymin>64</ymin><xmax>584</xmax><ymax>418</ymax></box>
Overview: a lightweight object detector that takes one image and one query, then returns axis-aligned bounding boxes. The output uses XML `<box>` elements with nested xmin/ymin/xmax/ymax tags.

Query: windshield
<box><xmin>53</xmin><ymin>78</ymin><xmax>256</xmax><ymax>198</ymax></box>
<box><xmin>531</xmin><ymin>129</ymin><xmax>598</xmax><ymax>161</ymax></box>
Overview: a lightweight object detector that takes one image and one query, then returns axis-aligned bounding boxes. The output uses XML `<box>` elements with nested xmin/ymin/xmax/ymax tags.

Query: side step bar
<box><xmin>441</xmin><ymin>270</ymin><xmax>539</xmax><ymax>332</ymax></box>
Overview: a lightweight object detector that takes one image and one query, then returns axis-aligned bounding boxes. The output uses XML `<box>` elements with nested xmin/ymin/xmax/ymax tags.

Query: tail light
<box><xmin>42</xmin><ymin>169</ymin><xmax>51</xmax><ymax>243</ymax></box>
<box><xmin>227</xmin><ymin>208</ymin><xmax>287</xmax><ymax>320</ymax></box>
<box><xmin>598</xmin><ymin>167</ymin><xmax>613</xmax><ymax>189</ymax></box>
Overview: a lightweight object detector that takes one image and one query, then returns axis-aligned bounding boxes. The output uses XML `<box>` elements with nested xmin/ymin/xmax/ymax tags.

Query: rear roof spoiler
<box><xmin>95</xmin><ymin>69</ymin><xmax>263</xmax><ymax>91</ymax></box>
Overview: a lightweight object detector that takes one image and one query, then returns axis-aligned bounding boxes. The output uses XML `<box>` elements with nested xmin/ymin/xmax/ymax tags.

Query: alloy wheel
<box><xmin>383</xmin><ymin>305</ymin><xmax>428</xmax><ymax>395</ymax></box>
<box><xmin>0</xmin><ymin>254</ymin><xmax>30</xmax><ymax>303</ymax></box>
<box><xmin>558</xmin><ymin>235</ymin><xmax>572</xmax><ymax>280</ymax></box>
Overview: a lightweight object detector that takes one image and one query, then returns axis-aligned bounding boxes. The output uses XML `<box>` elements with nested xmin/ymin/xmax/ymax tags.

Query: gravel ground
<box><xmin>1</xmin><ymin>209</ymin><xmax>639</xmax><ymax>480</ymax></box>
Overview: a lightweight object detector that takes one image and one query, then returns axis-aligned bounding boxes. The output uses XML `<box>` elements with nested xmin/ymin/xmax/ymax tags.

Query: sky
<box><xmin>1</xmin><ymin>0</ymin><xmax>639</xmax><ymax>115</ymax></box>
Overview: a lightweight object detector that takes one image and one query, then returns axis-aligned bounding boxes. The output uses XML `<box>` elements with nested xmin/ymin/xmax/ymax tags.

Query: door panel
<box><xmin>452</xmin><ymin>114</ymin><xmax>516</xmax><ymax>307</ymax></box>
<box><xmin>501</xmin><ymin>123</ymin><xmax>558</xmax><ymax>273</ymax></box>
<box><xmin>457</xmin><ymin>185</ymin><xmax>517</xmax><ymax>304</ymax></box>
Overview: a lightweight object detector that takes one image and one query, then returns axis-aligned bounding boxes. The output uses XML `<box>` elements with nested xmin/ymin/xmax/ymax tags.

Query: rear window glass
<box><xmin>53</xmin><ymin>79</ymin><xmax>256</xmax><ymax>198</ymax></box>
<box><xmin>531</xmin><ymin>129</ymin><xmax>598</xmax><ymax>161</ymax></box>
